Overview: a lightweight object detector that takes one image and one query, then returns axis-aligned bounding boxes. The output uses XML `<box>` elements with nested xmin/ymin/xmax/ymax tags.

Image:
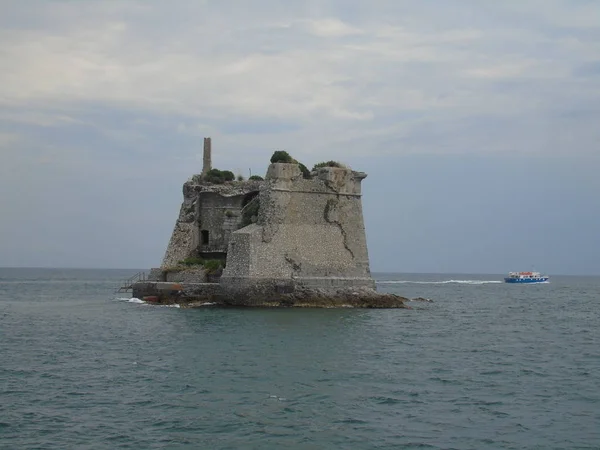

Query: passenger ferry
<box><xmin>504</xmin><ymin>271</ymin><xmax>549</xmax><ymax>284</ymax></box>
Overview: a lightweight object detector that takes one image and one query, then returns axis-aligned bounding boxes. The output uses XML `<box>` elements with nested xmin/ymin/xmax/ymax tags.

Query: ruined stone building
<box><xmin>160</xmin><ymin>137</ymin><xmax>263</xmax><ymax>267</ymax></box>
<box><xmin>221</xmin><ymin>161</ymin><xmax>374</xmax><ymax>292</ymax></box>
<box><xmin>136</xmin><ymin>138</ymin><xmax>406</xmax><ymax>307</ymax></box>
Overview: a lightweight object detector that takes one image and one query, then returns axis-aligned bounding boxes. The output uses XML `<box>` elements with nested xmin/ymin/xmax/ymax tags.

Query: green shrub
<box><xmin>203</xmin><ymin>259</ymin><xmax>224</xmax><ymax>274</ymax></box>
<box><xmin>312</xmin><ymin>160</ymin><xmax>344</xmax><ymax>171</ymax></box>
<box><xmin>176</xmin><ymin>257</ymin><xmax>224</xmax><ymax>274</ymax></box>
<box><xmin>269</xmin><ymin>151</ymin><xmax>311</xmax><ymax>178</ymax></box>
<box><xmin>237</xmin><ymin>174</ymin><xmax>245</xmax><ymax>181</ymax></box>
<box><xmin>249</xmin><ymin>175</ymin><xmax>264</xmax><ymax>181</ymax></box>
<box><xmin>221</xmin><ymin>170</ymin><xmax>235</xmax><ymax>181</ymax></box>
<box><xmin>206</xmin><ymin>168</ymin><xmax>222</xmax><ymax>178</ymax></box>
<box><xmin>204</xmin><ymin>168</ymin><xmax>235</xmax><ymax>184</ymax></box>
<box><xmin>298</xmin><ymin>162</ymin><xmax>311</xmax><ymax>179</ymax></box>
<box><xmin>270</xmin><ymin>150</ymin><xmax>293</xmax><ymax>163</ymax></box>
<box><xmin>179</xmin><ymin>256</ymin><xmax>205</xmax><ymax>266</ymax></box>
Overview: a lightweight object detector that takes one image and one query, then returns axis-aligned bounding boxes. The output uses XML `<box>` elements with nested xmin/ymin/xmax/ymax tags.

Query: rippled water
<box><xmin>1</xmin><ymin>268</ymin><xmax>599</xmax><ymax>449</ymax></box>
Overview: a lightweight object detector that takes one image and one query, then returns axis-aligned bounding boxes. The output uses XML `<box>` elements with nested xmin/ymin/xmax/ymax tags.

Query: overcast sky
<box><xmin>1</xmin><ymin>0</ymin><xmax>599</xmax><ymax>274</ymax></box>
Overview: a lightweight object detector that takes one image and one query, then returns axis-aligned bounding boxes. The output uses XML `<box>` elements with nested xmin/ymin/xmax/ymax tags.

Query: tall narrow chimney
<box><xmin>202</xmin><ymin>137</ymin><xmax>212</xmax><ymax>176</ymax></box>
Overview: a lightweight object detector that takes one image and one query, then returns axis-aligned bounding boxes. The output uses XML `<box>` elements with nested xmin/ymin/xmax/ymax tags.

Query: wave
<box><xmin>113</xmin><ymin>297</ymin><xmax>181</xmax><ymax>307</ymax></box>
<box><xmin>377</xmin><ymin>280</ymin><xmax>502</xmax><ymax>285</ymax></box>
<box><xmin>114</xmin><ymin>297</ymin><xmax>145</xmax><ymax>304</ymax></box>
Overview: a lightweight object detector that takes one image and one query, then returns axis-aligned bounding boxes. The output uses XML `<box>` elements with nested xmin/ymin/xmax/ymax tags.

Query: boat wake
<box><xmin>377</xmin><ymin>280</ymin><xmax>502</xmax><ymax>285</ymax></box>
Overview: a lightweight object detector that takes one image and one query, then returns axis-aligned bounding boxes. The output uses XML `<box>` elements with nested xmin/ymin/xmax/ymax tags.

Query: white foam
<box><xmin>114</xmin><ymin>297</ymin><xmax>184</xmax><ymax>307</ymax></box>
<box><xmin>114</xmin><ymin>297</ymin><xmax>146</xmax><ymax>303</ymax></box>
<box><xmin>377</xmin><ymin>280</ymin><xmax>502</xmax><ymax>285</ymax></box>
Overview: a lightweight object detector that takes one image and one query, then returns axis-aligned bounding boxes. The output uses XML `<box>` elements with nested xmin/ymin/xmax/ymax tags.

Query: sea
<box><xmin>1</xmin><ymin>268</ymin><xmax>599</xmax><ymax>450</ymax></box>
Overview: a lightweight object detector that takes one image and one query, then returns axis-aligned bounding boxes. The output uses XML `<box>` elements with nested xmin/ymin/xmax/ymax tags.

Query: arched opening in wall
<box><xmin>201</xmin><ymin>230</ymin><xmax>209</xmax><ymax>245</ymax></box>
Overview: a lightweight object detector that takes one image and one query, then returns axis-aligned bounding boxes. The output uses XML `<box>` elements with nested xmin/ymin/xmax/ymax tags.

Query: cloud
<box><xmin>1</xmin><ymin>1</ymin><xmax>597</xmax><ymax>135</ymax></box>
<box><xmin>1</xmin><ymin>0</ymin><xmax>598</xmax><ymax>164</ymax></box>
<box><xmin>0</xmin><ymin>0</ymin><xmax>599</xmax><ymax>269</ymax></box>
<box><xmin>0</xmin><ymin>131</ymin><xmax>20</xmax><ymax>148</ymax></box>
<box><xmin>304</xmin><ymin>18</ymin><xmax>364</xmax><ymax>37</ymax></box>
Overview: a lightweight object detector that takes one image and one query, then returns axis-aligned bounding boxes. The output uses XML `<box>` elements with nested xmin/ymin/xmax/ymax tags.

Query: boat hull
<box><xmin>504</xmin><ymin>277</ymin><xmax>548</xmax><ymax>284</ymax></box>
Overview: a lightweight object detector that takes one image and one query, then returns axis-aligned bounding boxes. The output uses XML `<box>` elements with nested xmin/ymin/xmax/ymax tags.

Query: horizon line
<box><xmin>0</xmin><ymin>266</ymin><xmax>597</xmax><ymax>277</ymax></box>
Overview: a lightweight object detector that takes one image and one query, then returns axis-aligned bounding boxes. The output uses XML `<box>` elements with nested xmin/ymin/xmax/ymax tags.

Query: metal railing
<box><xmin>114</xmin><ymin>271</ymin><xmax>147</xmax><ymax>294</ymax></box>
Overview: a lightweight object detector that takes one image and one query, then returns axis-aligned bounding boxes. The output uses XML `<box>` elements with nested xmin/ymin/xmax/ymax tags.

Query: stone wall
<box><xmin>160</xmin><ymin>179</ymin><xmax>262</xmax><ymax>268</ymax></box>
<box><xmin>220</xmin><ymin>163</ymin><xmax>375</xmax><ymax>293</ymax></box>
<box><xmin>161</xmin><ymin>204</ymin><xmax>199</xmax><ymax>268</ymax></box>
<box><xmin>197</xmin><ymin>192</ymin><xmax>245</xmax><ymax>254</ymax></box>
<box><xmin>165</xmin><ymin>267</ymin><xmax>207</xmax><ymax>283</ymax></box>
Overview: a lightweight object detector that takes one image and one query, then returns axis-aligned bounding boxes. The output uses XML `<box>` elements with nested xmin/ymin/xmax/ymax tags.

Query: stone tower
<box><xmin>202</xmin><ymin>137</ymin><xmax>212</xmax><ymax>176</ymax></box>
<box><xmin>221</xmin><ymin>163</ymin><xmax>375</xmax><ymax>295</ymax></box>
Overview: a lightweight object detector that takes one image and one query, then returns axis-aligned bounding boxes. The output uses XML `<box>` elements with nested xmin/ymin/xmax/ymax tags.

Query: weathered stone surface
<box><xmin>147</xmin><ymin>268</ymin><xmax>164</xmax><ymax>281</ymax></box>
<box><xmin>221</xmin><ymin>163</ymin><xmax>375</xmax><ymax>290</ymax></box>
<box><xmin>202</xmin><ymin>137</ymin><xmax>212</xmax><ymax>177</ymax></box>
<box><xmin>161</xmin><ymin>179</ymin><xmax>263</xmax><ymax>268</ymax></box>
<box><xmin>217</xmin><ymin>285</ymin><xmax>408</xmax><ymax>308</ymax></box>
<box><xmin>131</xmin><ymin>281</ymin><xmax>408</xmax><ymax>308</ymax></box>
<box><xmin>145</xmin><ymin>146</ymin><xmax>414</xmax><ymax>309</ymax></box>
<box><xmin>164</xmin><ymin>267</ymin><xmax>207</xmax><ymax>283</ymax></box>
<box><xmin>132</xmin><ymin>282</ymin><xmax>221</xmax><ymax>304</ymax></box>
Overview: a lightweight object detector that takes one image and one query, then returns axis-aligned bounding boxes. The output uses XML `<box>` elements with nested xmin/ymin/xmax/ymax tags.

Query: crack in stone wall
<box><xmin>285</xmin><ymin>254</ymin><xmax>302</xmax><ymax>276</ymax></box>
<box><xmin>324</xmin><ymin>198</ymin><xmax>355</xmax><ymax>259</ymax></box>
<box><xmin>221</xmin><ymin>164</ymin><xmax>374</xmax><ymax>290</ymax></box>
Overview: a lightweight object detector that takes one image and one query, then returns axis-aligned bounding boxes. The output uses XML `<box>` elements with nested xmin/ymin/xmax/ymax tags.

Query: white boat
<box><xmin>504</xmin><ymin>271</ymin><xmax>549</xmax><ymax>284</ymax></box>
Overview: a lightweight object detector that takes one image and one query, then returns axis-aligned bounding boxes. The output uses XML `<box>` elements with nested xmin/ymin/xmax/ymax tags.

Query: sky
<box><xmin>0</xmin><ymin>0</ymin><xmax>599</xmax><ymax>274</ymax></box>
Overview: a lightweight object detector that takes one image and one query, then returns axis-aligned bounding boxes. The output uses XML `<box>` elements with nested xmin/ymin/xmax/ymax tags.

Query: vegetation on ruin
<box><xmin>176</xmin><ymin>256</ymin><xmax>225</xmax><ymax>274</ymax></box>
<box><xmin>298</xmin><ymin>162</ymin><xmax>311</xmax><ymax>179</ymax></box>
<box><xmin>178</xmin><ymin>256</ymin><xmax>205</xmax><ymax>266</ymax></box>
<box><xmin>203</xmin><ymin>259</ymin><xmax>225</xmax><ymax>274</ymax></box>
<box><xmin>270</xmin><ymin>150</ymin><xmax>294</xmax><ymax>163</ymax></box>
<box><xmin>196</xmin><ymin>154</ymin><xmax>345</xmax><ymax>186</ymax></box>
<box><xmin>312</xmin><ymin>160</ymin><xmax>344</xmax><ymax>171</ymax></box>
<box><xmin>204</xmin><ymin>168</ymin><xmax>235</xmax><ymax>184</ymax></box>
<box><xmin>269</xmin><ymin>151</ymin><xmax>311</xmax><ymax>179</ymax></box>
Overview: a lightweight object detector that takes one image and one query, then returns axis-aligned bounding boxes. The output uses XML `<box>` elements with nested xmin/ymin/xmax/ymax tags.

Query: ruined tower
<box><xmin>202</xmin><ymin>137</ymin><xmax>212</xmax><ymax>177</ymax></box>
<box><xmin>137</xmin><ymin>141</ymin><xmax>407</xmax><ymax>308</ymax></box>
<box><xmin>221</xmin><ymin>163</ymin><xmax>375</xmax><ymax>295</ymax></box>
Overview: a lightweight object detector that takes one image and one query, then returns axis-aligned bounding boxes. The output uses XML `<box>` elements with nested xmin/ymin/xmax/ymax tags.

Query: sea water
<box><xmin>1</xmin><ymin>268</ymin><xmax>599</xmax><ymax>449</ymax></box>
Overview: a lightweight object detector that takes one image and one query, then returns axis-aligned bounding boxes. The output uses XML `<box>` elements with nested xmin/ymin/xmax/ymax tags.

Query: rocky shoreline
<box><xmin>134</xmin><ymin>283</ymin><xmax>409</xmax><ymax>309</ymax></box>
